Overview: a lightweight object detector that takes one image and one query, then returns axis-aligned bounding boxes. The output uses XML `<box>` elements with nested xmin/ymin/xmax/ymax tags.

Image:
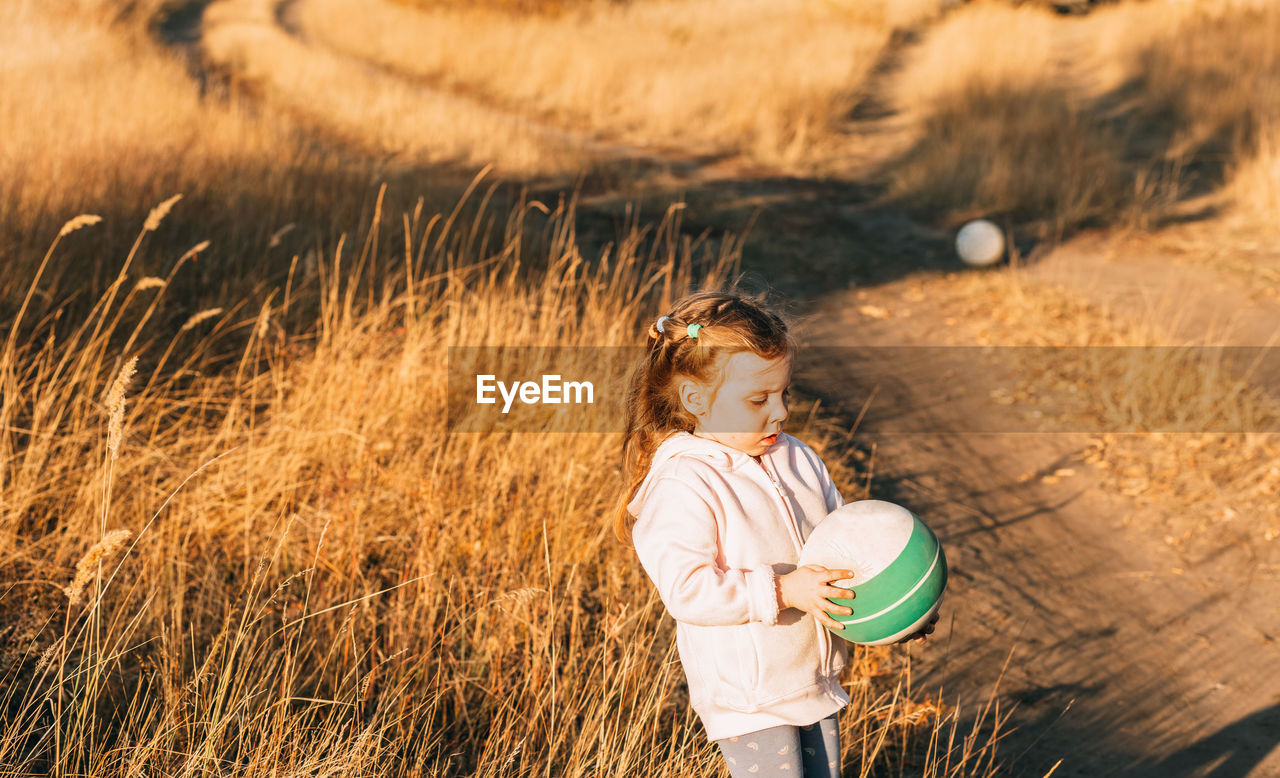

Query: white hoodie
<box><xmin>626</xmin><ymin>429</ymin><xmax>850</xmax><ymax>742</ymax></box>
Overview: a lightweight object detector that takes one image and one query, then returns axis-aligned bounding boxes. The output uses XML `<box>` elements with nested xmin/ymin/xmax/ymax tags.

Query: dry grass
<box><xmin>1226</xmin><ymin>124</ymin><xmax>1280</xmax><ymax>231</ymax></box>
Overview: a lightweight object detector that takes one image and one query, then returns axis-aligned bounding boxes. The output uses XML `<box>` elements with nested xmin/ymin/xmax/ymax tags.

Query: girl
<box><xmin>614</xmin><ymin>290</ymin><xmax>931</xmax><ymax>777</ymax></box>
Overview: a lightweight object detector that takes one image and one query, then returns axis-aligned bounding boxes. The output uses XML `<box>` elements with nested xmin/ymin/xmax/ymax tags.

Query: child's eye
<box><xmin>753</xmin><ymin>390</ymin><xmax>790</xmax><ymax>406</ymax></box>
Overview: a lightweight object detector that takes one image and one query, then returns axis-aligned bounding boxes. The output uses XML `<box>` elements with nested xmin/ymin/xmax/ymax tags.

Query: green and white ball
<box><xmin>799</xmin><ymin>500</ymin><xmax>948</xmax><ymax>646</ymax></box>
<box><xmin>956</xmin><ymin>219</ymin><xmax>1005</xmax><ymax>266</ymax></box>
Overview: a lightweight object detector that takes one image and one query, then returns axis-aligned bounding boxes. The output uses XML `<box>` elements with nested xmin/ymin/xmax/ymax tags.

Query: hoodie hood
<box><xmin>626</xmin><ymin>430</ymin><xmax>784</xmax><ymax>519</ymax></box>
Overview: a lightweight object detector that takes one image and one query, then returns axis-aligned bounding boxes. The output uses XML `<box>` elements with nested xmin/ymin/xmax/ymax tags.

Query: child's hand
<box><xmin>894</xmin><ymin>612</ymin><xmax>940</xmax><ymax>644</ymax></box>
<box><xmin>778</xmin><ymin>564</ymin><xmax>856</xmax><ymax>632</ymax></box>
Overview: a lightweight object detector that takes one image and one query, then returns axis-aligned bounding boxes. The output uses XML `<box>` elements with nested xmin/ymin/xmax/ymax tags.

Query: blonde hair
<box><xmin>612</xmin><ymin>290</ymin><xmax>798</xmax><ymax>543</ymax></box>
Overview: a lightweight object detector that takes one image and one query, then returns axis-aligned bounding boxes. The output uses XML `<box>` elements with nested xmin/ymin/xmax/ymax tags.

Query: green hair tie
<box><xmin>686</xmin><ymin>323</ymin><xmax>703</xmax><ymax>339</ymax></box>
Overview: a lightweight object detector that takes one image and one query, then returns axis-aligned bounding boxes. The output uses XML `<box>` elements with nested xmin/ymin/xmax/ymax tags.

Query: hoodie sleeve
<box><xmin>817</xmin><ymin>456</ymin><xmax>845</xmax><ymax>514</ymax></box>
<box><xmin>792</xmin><ymin>435</ymin><xmax>845</xmax><ymax>514</ymax></box>
<box><xmin>631</xmin><ymin>476</ymin><xmax>780</xmax><ymax>627</ymax></box>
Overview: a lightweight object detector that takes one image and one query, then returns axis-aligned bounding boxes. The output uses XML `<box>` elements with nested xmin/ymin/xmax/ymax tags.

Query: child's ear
<box><xmin>677</xmin><ymin>377</ymin><xmax>708</xmax><ymax>418</ymax></box>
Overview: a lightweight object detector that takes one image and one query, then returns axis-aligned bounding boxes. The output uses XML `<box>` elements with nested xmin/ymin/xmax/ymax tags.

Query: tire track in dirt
<box><xmin>164</xmin><ymin>0</ymin><xmax>926</xmax><ymax>186</ymax></box>
<box><xmin>156</xmin><ymin>0</ymin><xmax>390</xmax><ymax>167</ymax></box>
<box><xmin>274</xmin><ymin>0</ymin><xmax>714</xmax><ymax>176</ymax></box>
<box><xmin>272</xmin><ymin>0</ymin><xmax>665</xmax><ymax>166</ymax></box>
<box><xmin>172</xmin><ymin>0</ymin><xmax>760</xmax><ymax>181</ymax></box>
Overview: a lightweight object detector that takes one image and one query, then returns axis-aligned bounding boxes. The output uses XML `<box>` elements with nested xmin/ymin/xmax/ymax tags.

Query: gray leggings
<box><xmin>715</xmin><ymin>712</ymin><xmax>841</xmax><ymax>777</ymax></box>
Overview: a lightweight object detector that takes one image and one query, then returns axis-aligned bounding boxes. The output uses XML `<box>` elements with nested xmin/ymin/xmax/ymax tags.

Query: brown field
<box><xmin>3</xmin><ymin>0</ymin><xmax>1279</xmax><ymax>775</ymax></box>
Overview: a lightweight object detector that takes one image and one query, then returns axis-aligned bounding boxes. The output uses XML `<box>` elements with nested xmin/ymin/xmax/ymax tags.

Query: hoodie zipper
<box><xmin>754</xmin><ymin>455</ymin><xmax>833</xmax><ymax>679</ymax></box>
<box><xmin>755</xmin><ymin>456</ymin><xmax>803</xmax><ymax>551</ymax></box>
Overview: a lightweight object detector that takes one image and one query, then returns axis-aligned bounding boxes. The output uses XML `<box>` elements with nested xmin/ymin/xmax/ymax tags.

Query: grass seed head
<box><xmin>144</xmin><ymin>194</ymin><xmax>183</xmax><ymax>232</ymax></box>
<box><xmin>33</xmin><ymin>639</ymin><xmax>62</xmax><ymax>675</ymax></box>
<box><xmin>57</xmin><ymin>214</ymin><xmax>103</xmax><ymax>238</ymax></box>
<box><xmin>64</xmin><ymin>529</ymin><xmax>133</xmax><ymax>606</ymax></box>
<box><xmin>181</xmin><ymin>308</ymin><xmax>223</xmax><ymax>332</ymax></box>
<box><xmin>104</xmin><ymin>356</ymin><xmax>138</xmax><ymax>460</ymax></box>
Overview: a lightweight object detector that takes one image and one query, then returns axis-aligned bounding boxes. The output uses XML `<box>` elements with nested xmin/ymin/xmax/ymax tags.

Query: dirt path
<box><xmin>152</xmin><ymin>4</ymin><xmax>1280</xmax><ymax>774</ymax></box>
<box><xmin>795</xmin><ymin>265</ymin><xmax>1280</xmax><ymax>777</ymax></box>
<box><xmin>271</xmin><ymin>0</ymin><xmax>680</xmax><ymax>167</ymax></box>
<box><xmin>1023</xmin><ymin>229</ymin><xmax>1280</xmax><ymax>347</ymax></box>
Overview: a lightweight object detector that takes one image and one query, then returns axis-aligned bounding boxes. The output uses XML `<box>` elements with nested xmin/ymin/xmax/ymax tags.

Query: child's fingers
<box><xmin>812</xmin><ymin>598</ymin><xmax>852</xmax><ymax>621</ymax></box>
<box><xmin>820</xmin><ymin>596</ymin><xmax>853</xmax><ymax>616</ymax></box>
<box><xmin>820</xmin><ymin>568</ymin><xmax>856</xmax><ymax>583</ymax></box>
<box><xmin>909</xmin><ymin>624</ymin><xmax>936</xmax><ymax>642</ymax></box>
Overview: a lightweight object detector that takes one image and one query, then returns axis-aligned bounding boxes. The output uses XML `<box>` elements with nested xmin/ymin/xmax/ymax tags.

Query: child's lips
<box><xmin>762</xmin><ymin>433</ymin><xmax>778</xmax><ymax>444</ymax></box>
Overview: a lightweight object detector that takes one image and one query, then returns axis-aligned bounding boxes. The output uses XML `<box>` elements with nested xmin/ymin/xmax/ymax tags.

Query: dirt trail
<box><xmin>271</xmin><ymin>0</ymin><xmax>679</xmax><ymax>167</ymax></box>
<box><xmin>797</xmin><ymin>268</ymin><xmax>1280</xmax><ymax>777</ymax></box>
<box><xmin>152</xmin><ymin>3</ymin><xmax>1280</xmax><ymax>774</ymax></box>
<box><xmin>1024</xmin><ymin>230</ymin><xmax>1280</xmax><ymax>347</ymax></box>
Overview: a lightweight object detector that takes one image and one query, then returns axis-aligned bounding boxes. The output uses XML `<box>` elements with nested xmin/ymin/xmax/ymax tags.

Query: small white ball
<box><xmin>955</xmin><ymin>219</ymin><xmax>1005</xmax><ymax>267</ymax></box>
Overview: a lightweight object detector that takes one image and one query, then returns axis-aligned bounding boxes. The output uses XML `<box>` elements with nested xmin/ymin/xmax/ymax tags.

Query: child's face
<box><xmin>680</xmin><ymin>350</ymin><xmax>792</xmax><ymax>457</ymax></box>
